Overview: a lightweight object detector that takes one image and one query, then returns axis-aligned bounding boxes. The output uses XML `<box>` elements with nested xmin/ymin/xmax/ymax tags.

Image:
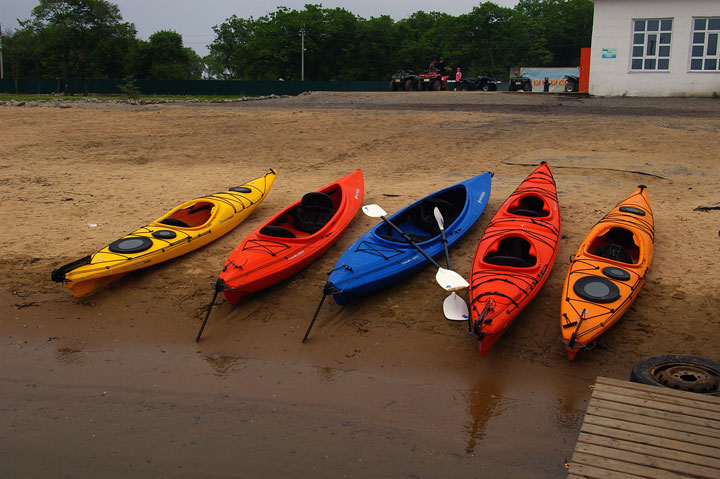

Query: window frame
<box><xmin>689</xmin><ymin>17</ymin><xmax>720</xmax><ymax>73</ymax></box>
<box><xmin>629</xmin><ymin>17</ymin><xmax>673</xmax><ymax>72</ymax></box>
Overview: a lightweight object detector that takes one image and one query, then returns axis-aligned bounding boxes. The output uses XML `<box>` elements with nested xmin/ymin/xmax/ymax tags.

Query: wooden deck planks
<box><xmin>567</xmin><ymin>377</ymin><xmax>720</xmax><ymax>478</ymax></box>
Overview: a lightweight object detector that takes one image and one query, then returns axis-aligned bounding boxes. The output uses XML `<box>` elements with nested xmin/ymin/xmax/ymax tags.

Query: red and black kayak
<box><xmin>468</xmin><ymin>162</ymin><xmax>561</xmax><ymax>355</ymax></box>
<box><xmin>219</xmin><ymin>169</ymin><xmax>364</xmax><ymax>305</ymax></box>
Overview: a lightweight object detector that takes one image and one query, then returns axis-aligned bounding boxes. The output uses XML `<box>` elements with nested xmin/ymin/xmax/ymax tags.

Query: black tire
<box><xmin>523</xmin><ymin>83</ymin><xmax>532</xmax><ymax>92</ymax></box>
<box><xmin>481</xmin><ymin>83</ymin><xmax>490</xmax><ymax>92</ymax></box>
<box><xmin>432</xmin><ymin>80</ymin><xmax>441</xmax><ymax>91</ymax></box>
<box><xmin>389</xmin><ymin>81</ymin><xmax>397</xmax><ymax>91</ymax></box>
<box><xmin>565</xmin><ymin>83</ymin><xmax>576</xmax><ymax>92</ymax></box>
<box><xmin>508</xmin><ymin>84</ymin><xmax>516</xmax><ymax>91</ymax></box>
<box><xmin>404</xmin><ymin>79</ymin><xmax>414</xmax><ymax>91</ymax></box>
<box><xmin>417</xmin><ymin>81</ymin><xmax>424</xmax><ymax>91</ymax></box>
<box><xmin>630</xmin><ymin>355</ymin><xmax>720</xmax><ymax>396</ymax></box>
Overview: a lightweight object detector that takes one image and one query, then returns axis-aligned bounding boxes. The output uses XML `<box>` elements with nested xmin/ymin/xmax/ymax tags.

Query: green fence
<box><xmin>0</xmin><ymin>78</ymin><xmax>389</xmax><ymax>96</ymax></box>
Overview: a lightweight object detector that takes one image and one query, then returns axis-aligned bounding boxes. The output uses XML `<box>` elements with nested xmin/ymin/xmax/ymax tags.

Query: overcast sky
<box><xmin>1</xmin><ymin>0</ymin><xmax>519</xmax><ymax>56</ymax></box>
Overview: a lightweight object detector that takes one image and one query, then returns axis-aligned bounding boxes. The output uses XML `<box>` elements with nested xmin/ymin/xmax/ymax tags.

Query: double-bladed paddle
<box><xmin>433</xmin><ymin>207</ymin><xmax>470</xmax><ymax>322</ymax></box>
<box><xmin>301</xmin><ymin>203</ymin><xmax>469</xmax><ymax>344</ymax></box>
<box><xmin>361</xmin><ymin>204</ymin><xmax>469</xmax><ymax>292</ymax></box>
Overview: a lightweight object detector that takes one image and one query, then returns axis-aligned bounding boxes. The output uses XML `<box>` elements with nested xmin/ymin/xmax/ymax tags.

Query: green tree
<box><xmin>29</xmin><ymin>0</ymin><xmax>134</xmax><ymax>94</ymax></box>
<box><xmin>516</xmin><ymin>0</ymin><xmax>593</xmax><ymax>66</ymax></box>
<box><xmin>207</xmin><ymin>14</ymin><xmax>255</xmax><ymax>79</ymax></box>
<box><xmin>2</xmin><ymin>27</ymin><xmax>41</xmax><ymax>93</ymax></box>
<box><xmin>129</xmin><ymin>30</ymin><xmax>202</xmax><ymax>79</ymax></box>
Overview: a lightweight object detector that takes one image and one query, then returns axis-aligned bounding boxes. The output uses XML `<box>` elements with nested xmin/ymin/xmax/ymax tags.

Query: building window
<box><xmin>690</xmin><ymin>18</ymin><xmax>720</xmax><ymax>71</ymax></box>
<box><xmin>631</xmin><ymin>18</ymin><xmax>673</xmax><ymax>71</ymax></box>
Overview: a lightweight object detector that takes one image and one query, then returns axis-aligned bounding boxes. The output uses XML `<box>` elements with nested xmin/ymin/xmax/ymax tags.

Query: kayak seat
<box><xmin>511</xmin><ymin>209</ymin><xmax>545</xmax><ymax>218</ymax></box>
<box><xmin>485</xmin><ymin>255</ymin><xmax>530</xmax><ymax>268</ymax></box>
<box><xmin>378</xmin><ymin>233</ymin><xmax>432</xmax><ymax>243</ymax></box>
<box><xmin>159</xmin><ymin>217</ymin><xmax>190</xmax><ymax>228</ymax></box>
<box><xmin>188</xmin><ymin>204</ymin><xmax>213</xmax><ymax>215</ymax></box>
<box><xmin>483</xmin><ymin>236</ymin><xmax>537</xmax><ymax>268</ymax></box>
<box><xmin>414</xmin><ymin>197</ymin><xmax>458</xmax><ymax>235</ymax></box>
<box><xmin>508</xmin><ymin>195</ymin><xmax>548</xmax><ymax>217</ymax></box>
<box><xmin>260</xmin><ymin>225</ymin><xmax>296</xmax><ymax>238</ymax></box>
<box><xmin>590</xmin><ymin>243</ymin><xmax>633</xmax><ymax>264</ymax></box>
<box><xmin>292</xmin><ymin>192</ymin><xmax>335</xmax><ymax>234</ymax></box>
<box><xmin>588</xmin><ymin>228</ymin><xmax>638</xmax><ymax>264</ymax></box>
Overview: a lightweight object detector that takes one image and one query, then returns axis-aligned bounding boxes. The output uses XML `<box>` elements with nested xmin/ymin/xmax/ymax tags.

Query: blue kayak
<box><xmin>326</xmin><ymin>172</ymin><xmax>492</xmax><ymax>305</ymax></box>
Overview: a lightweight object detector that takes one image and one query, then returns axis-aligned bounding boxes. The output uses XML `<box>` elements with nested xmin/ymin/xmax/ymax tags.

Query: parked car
<box><xmin>459</xmin><ymin>75</ymin><xmax>499</xmax><ymax>91</ymax></box>
<box><xmin>508</xmin><ymin>76</ymin><xmax>532</xmax><ymax>92</ymax></box>
<box><xmin>389</xmin><ymin>70</ymin><xmax>418</xmax><ymax>91</ymax></box>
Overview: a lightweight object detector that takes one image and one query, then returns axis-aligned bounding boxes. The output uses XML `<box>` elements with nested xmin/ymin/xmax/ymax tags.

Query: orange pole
<box><xmin>579</xmin><ymin>47</ymin><xmax>591</xmax><ymax>93</ymax></box>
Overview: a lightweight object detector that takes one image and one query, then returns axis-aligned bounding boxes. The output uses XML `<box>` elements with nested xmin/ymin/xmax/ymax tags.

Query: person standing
<box><xmin>454</xmin><ymin>67</ymin><xmax>462</xmax><ymax>91</ymax></box>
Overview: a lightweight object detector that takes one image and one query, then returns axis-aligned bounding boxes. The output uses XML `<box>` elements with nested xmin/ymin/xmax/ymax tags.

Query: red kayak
<box><xmin>219</xmin><ymin>170</ymin><xmax>364</xmax><ymax>304</ymax></box>
<box><xmin>468</xmin><ymin>162</ymin><xmax>561</xmax><ymax>355</ymax></box>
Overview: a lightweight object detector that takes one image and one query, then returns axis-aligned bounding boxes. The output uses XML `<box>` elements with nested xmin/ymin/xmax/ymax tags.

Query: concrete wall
<box><xmin>590</xmin><ymin>0</ymin><xmax>720</xmax><ymax>96</ymax></box>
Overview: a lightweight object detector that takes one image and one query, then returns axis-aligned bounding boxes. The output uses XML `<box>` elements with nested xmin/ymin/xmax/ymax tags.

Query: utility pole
<box><xmin>299</xmin><ymin>25</ymin><xmax>305</xmax><ymax>81</ymax></box>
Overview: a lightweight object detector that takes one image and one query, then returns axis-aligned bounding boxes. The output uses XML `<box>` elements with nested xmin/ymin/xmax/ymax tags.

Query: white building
<box><xmin>589</xmin><ymin>0</ymin><xmax>720</xmax><ymax>96</ymax></box>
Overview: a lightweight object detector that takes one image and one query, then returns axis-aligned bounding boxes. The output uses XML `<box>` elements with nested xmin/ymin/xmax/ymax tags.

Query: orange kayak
<box><xmin>561</xmin><ymin>185</ymin><xmax>654</xmax><ymax>360</ymax></box>
<box><xmin>469</xmin><ymin>162</ymin><xmax>561</xmax><ymax>355</ymax></box>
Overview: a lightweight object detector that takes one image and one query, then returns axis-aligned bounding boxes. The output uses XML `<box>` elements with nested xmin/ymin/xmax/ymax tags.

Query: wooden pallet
<box><xmin>567</xmin><ymin>376</ymin><xmax>720</xmax><ymax>479</ymax></box>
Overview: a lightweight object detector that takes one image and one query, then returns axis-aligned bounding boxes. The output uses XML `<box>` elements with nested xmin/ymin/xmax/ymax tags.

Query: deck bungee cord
<box><xmin>560</xmin><ymin>254</ymin><xmax>646</xmax><ymax>350</ymax></box>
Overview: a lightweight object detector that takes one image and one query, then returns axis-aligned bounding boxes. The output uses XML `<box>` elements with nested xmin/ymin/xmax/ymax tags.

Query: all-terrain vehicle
<box><xmin>416</xmin><ymin>72</ymin><xmax>449</xmax><ymax>91</ymax></box>
<box><xmin>564</xmin><ymin>74</ymin><xmax>579</xmax><ymax>92</ymax></box>
<box><xmin>508</xmin><ymin>76</ymin><xmax>532</xmax><ymax>92</ymax></box>
<box><xmin>389</xmin><ymin>70</ymin><xmax>418</xmax><ymax>91</ymax></box>
<box><xmin>459</xmin><ymin>75</ymin><xmax>499</xmax><ymax>91</ymax></box>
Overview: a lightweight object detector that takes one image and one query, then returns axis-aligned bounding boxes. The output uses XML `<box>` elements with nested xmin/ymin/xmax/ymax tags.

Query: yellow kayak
<box><xmin>51</xmin><ymin>169</ymin><xmax>277</xmax><ymax>297</ymax></box>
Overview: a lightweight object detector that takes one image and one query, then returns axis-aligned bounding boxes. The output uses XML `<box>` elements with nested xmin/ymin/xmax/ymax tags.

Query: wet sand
<box><xmin>1</xmin><ymin>92</ymin><xmax>719</xmax><ymax>478</ymax></box>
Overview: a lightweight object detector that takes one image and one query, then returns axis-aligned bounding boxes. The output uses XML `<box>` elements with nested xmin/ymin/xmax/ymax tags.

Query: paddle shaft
<box><xmin>438</xmin><ymin>228</ymin><xmax>451</xmax><ymax>269</ymax></box>
<box><xmin>196</xmin><ymin>278</ymin><xmax>225</xmax><ymax>342</ymax></box>
<box><xmin>302</xmin><ymin>291</ymin><xmax>328</xmax><ymax>343</ymax></box>
<box><xmin>379</xmin><ymin>216</ymin><xmax>442</xmax><ymax>269</ymax></box>
<box><xmin>567</xmin><ymin>309</ymin><xmax>587</xmax><ymax>350</ymax></box>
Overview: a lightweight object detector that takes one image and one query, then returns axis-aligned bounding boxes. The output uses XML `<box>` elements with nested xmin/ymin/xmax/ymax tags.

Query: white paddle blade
<box><xmin>362</xmin><ymin>204</ymin><xmax>387</xmax><ymax>218</ymax></box>
<box><xmin>436</xmin><ymin>268</ymin><xmax>469</xmax><ymax>291</ymax></box>
<box><xmin>443</xmin><ymin>292</ymin><xmax>469</xmax><ymax>321</ymax></box>
<box><xmin>433</xmin><ymin>207</ymin><xmax>445</xmax><ymax>230</ymax></box>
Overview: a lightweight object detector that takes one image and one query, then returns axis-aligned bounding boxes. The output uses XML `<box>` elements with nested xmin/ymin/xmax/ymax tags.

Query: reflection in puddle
<box><xmin>463</xmin><ymin>382</ymin><xmax>516</xmax><ymax>455</ymax></box>
<box><xmin>55</xmin><ymin>347</ymin><xmax>85</xmax><ymax>365</ymax></box>
<box><xmin>204</xmin><ymin>354</ymin><xmax>244</xmax><ymax>378</ymax></box>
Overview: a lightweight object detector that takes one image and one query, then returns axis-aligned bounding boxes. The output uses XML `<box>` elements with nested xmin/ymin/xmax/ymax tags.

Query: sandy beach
<box><xmin>1</xmin><ymin>91</ymin><xmax>718</xmax><ymax>478</ymax></box>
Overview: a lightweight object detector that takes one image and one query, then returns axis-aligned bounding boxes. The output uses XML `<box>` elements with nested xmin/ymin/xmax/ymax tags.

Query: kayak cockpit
<box><xmin>259</xmin><ymin>187</ymin><xmax>341</xmax><ymax>239</ymax></box>
<box><xmin>483</xmin><ymin>236</ymin><xmax>538</xmax><ymax>268</ymax></box>
<box><xmin>587</xmin><ymin>227</ymin><xmax>639</xmax><ymax>264</ymax></box>
<box><xmin>507</xmin><ymin>194</ymin><xmax>549</xmax><ymax>218</ymax></box>
<box><xmin>376</xmin><ymin>187</ymin><xmax>466</xmax><ymax>243</ymax></box>
<box><xmin>157</xmin><ymin>201</ymin><xmax>215</xmax><ymax>228</ymax></box>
